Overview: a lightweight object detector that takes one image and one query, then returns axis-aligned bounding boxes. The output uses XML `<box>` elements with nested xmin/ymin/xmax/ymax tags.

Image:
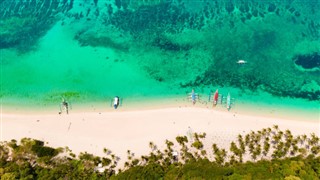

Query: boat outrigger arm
<box><xmin>188</xmin><ymin>93</ymin><xmax>199</xmax><ymax>101</ymax></box>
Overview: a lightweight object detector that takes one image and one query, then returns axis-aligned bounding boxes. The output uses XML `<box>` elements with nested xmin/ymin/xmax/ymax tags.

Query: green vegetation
<box><xmin>0</xmin><ymin>126</ymin><xmax>319</xmax><ymax>179</ymax></box>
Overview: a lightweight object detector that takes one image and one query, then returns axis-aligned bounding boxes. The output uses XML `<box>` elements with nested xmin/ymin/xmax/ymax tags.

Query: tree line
<box><xmin>0</xmin><ymin>125</ymin><xmax>319</xmax><ymax>179</ymax></box>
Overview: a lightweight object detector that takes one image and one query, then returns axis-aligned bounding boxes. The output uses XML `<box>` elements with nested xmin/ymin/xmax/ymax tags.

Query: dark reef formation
<box><xmin>110</xmin><ymin>3</ymin><xmax>192</xmax><ymax>36</ymax></box>
<box><xmin>294</xmin><ymin>53</ymin><xmax>320</xmax><ymax>70</ymax></box>
<box><xmin>0</xmin><ymin>0</ymin><xmax>73</xmax><ymax>50</ymax></box>
<box><xmin>2</xmin><ymin>0</ymin><xmax>319</xmax><ymax>50</ymax></box>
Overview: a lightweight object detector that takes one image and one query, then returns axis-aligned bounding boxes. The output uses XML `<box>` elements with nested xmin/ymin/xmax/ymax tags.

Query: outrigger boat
<box><xmin>210</xmin><ymin>91</ymin><xmax>235</xmax><ymax>110</ymax></box>
<box><xmin>188</xmin><ymin>89</ymin><xmax>199</xmax><ymax>105</ymax></box>
<box><xmin>110</xmin><ymin>96</ymin><xmax>123</xmax><ymax>109</ymax></box>
<box><xmin>225</xmin><ymin>92</ymin><xmax>235</xmax><ymax>111</ymax></box>
<box><xmin>208</xmin><ymin>89</ymin><xmax>221</xmax><ymax>106</ymax></box>
<box><xmin>59</xmin><ymin>98</ymin><xmax>72</xmax><ymax>114</ymax></box>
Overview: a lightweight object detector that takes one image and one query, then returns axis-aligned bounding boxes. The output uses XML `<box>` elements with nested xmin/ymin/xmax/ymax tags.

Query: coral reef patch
<box><xmin>294</xmin><ymin>53</ymin><xmax>320</xmax><ymax>71</ymax></box>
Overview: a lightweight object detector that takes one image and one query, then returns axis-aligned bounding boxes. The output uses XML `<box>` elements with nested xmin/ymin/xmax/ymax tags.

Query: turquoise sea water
<box><xmin>1</xmin><ymin>0</ymin><xmax>319</xmax><ymax>115</ymax></box>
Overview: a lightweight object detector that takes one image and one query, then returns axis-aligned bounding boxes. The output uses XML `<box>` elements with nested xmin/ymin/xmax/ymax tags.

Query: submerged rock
<box><xmin>294</xmin><ymin>53</ymin><xmax>320</xmax><ymax>71</ymax></box>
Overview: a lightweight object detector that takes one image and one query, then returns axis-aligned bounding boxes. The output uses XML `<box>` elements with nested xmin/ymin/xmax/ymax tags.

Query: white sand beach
<box><xmin>1</xmin><ymin>104</ymin><xmax>319</xmax><ymax>167</ymax></box>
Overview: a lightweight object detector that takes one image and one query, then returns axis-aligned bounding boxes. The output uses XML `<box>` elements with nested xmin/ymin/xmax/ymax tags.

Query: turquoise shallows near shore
<box><xmin>0</xmin><ymin>0</ymin><xmax>319</xmax><ymax>114</ymax></box>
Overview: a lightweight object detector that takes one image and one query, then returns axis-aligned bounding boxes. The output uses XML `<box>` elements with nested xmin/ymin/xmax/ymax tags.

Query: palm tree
<box><xmin>296</xmin><ymin>135</ymin><xmax>302</xmax><ymax>145</ymax></box>
<box><xmin>251</xmin><ymin>151</ymin><xmax>258</xmax><ymax>162</ymax></box>
<box><xmin>141</xmin><ymin>155</ymin><xmax>149</xmax><ymax>163</ymax></box>
<box><xmin>176</xmin><ymin>136</ymin><xmax>188</xmax><ymax>147</ymax></box>
<box><xmin>273</xmin><ymin>141</ymin><xmax>285</xmax><ymax>159</ymax></box>
<box><xmin>284</xmin><ymin>129</ymin><xmax>292</xmax><ymax>139</ymax></box>
<box><xmin>199</xmin><ymin>132</ymin><xmax>206</xmax><ymax>139</ymax></box>
<box><xmin>229</xmin><ymin>155</ymin><xmax>237</xmax><ymax>165</ymax></box>
<box><xmin>290</xmin><ymin>144</ymin><xmax>299</xmax><ymax>156</ymax></box>
<box><xmin>230</xmin><ymin>141</ymin><xmax>243</xmax><ymax>162</ymax></box>
<box><xmin>254</xmin><ymin>134</ymin><xmax>262</xmax><ymax>145</ymax></box>
<box><xmin>0</xmin><ymin>144</ymin><xmax>10</xmax><ymax>162</ymax></box>
<box><xmin>283</xmin><ymin>147</ymin><xmax>289</xmax><ymax>157</ymax></box>
<box><xmin>221</xmin><ymin>149</ymin><xmax>227</xmax><ymax>163</ymax></box>
<box><xmin>263</xmin><ymin>140</ymin><xmax>270</xmax><ymax>156</ymax></box>
<box><xmin>279</xmin><ymin>131</ymin><xmax>284</xmax><ymax>138</ymax></box>
<box><xmin>237</xmin><ymin>135</ymin><xmax>246</xmax><ymax>153</ymax></box>
<box><xmin>250</xmin><ymin>131</ymin><xmax>256</xmax><ymax>139</ymax></box>
<box><xmin>309</xmin><ymin>133</ymin><xmax>320</xmax><ymax>146</ymax></box>
<box><xmin>256</xmin><ymin>144</ymin><xmax>262</xmax><ymax>158</ymax></box>
<box><xmin>267</xmin><ymin>127</ymin><xmax>272</xmax><ymax>134</ymax></box>
<box><xmin>230</xmin><ymin>142</ymin><xmax>238</xmax><ymax>154</ymax></box>
<box><xmin>284</xmin><ymin>134</ymin><xmax>293</xmax><ymax>149</ymax></box>
<box><xmin>156</xmin><ymin>150</ymin><xmax>164</xmax><ymax>162</ymax></box>
<box><xmin>149</xmin><ymin>142</ymin><xmax>156</xmax><ymax>151</ymax></box>
<box><xmin>272</xmin><ymin>134</ymin><xmax>281</xmax><ymax>148</ymax></box>
<box><xmin>193</xmin><ymin>133</ymin><xmax>199</xmax><ymax>141</ymax></box>
<box><xmin>191</xmin><ymin>140</ymin><xmax>203</xmax><ymax>150</ymax></box>
<box><xmin>289</xmin><ymin>138</ymin><xmax>299</xmax><ymax>157</ymax></box>
<box><xmin>131</xmin><ymin>159</ymin><xmax>140</xmax><ymax>167</ymax></box>
<box><xmin>110</xmin><ymin>154</ymin><xmax>115</xmax><ymax>161</ymax></box>
<box><xmin>292</xmin><ymin>138</ymin><xmax>298</xmax><ymax>146</ymax></box>
<box><xmin>124</xmin><ymin>161</ymin><xmax>129</xmax><ymax>169</ymax></box>
<box><xmin>272</xmin><ymin>125</ymin><xmax>279</xmax><ymax>132</ymax></box>
<box><xmin>310</xmin><ymin>146</ymin><xmax>320</xmax><ymax>156</ymax></box>
<box><xmin>126</xmin><ymin>150</ymin><xmax>133</xmax><ymax>160</ymax></box>
<box><xmin>248</xmin><ymin>141</ymin><xmax>255</xmax><ymax>155</ymax></box>
<box><xmin>245</xmin><ymin>134</ymin><xmax>250</xmax><ymax>146</ymax></box>
<box><xmin>215</xmin><ymin>149</ymin><xmax>227</xmax><ymax>165</ymax></box>
<box><xmin>299</xmin><ymin>134</ymin><xmax>307</xmax><ymax>145</ymax></box>
<box><xmin>201</xmin><ymin>150</ymin><xmax>207</xmax><ymax>157</ymax></box>
<box><xmin>165</xmin><ymin>140</ymin><xmax>174</xmax><ymax>151</ymax></box>
<box><xmin>298</xmin><ymin>147</ymin><xmax>307</xmax><ymax>157</ymax></box>
<box><xmin>261</xmin><ymin>128</ymin><xmax>267</xmax><ymax>137</ymax></box>
<box><xmin>212</xmin><ymin>144</ymin><xmax>226</xmax><ymax>165</ymax></box>
<box><xmin>101</xmin><ymin>157</ymin><xmax>112</xmax><ymax>166</ymax></box>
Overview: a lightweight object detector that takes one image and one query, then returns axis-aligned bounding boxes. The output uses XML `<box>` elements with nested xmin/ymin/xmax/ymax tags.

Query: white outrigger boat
<box><xmin>225</xmin><ymin>92</ymin><xmax>236</xmax><ymax>111</ymax></box>
<box><xmin>110</xmin><ymin>96</ymin><xmax>123</xmax><ymax>109</ymax></box>
<box><xmin>59</xmin><ymin>98</ymin><xmax>72</xmax><ymax>114</ymax></box>
<box><xmin>213</xmin><ymin>92</ymin><xmax>235</xmax><ymax>111</ymax></box>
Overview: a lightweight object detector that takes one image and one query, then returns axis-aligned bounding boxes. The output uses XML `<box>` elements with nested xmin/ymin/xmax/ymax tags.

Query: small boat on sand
<box><xmin>188</xmin><ymin>89</ymin><xmax>199</xmax><ymax>105</ymax></box>
<box><xmin>213</xmin><ymin>89</ymin><xmax>219</xmax><ymax>106</ymax></box>
<box><xmin>226</xmin><ymin>93</ymin><xmax>231</xmax><ymax>111</ymax></box>
<box><xmin>208</xmin><ymin>89</ymin><xmax>222</xmax><ymax>106</ymax></box>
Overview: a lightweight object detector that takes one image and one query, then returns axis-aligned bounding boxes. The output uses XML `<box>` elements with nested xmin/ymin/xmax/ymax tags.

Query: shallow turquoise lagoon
<box><xmin>1</xmin><ymin>0</ymin><xmax>319</xmax><ymax>113</ymax></box>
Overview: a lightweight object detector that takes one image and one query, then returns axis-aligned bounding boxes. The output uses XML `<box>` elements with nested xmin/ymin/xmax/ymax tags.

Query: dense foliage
<box><xmin>0</xmin><ymin>126</ymin><xmax>319</xmax><ymax>179</ymax></box>
<box><xmin>112</xmin><ymin>156</ymin><xmax>320</xmax><ymax>179</ymax></box>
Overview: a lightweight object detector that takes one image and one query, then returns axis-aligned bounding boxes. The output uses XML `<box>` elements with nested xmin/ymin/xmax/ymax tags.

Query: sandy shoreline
<box><xmin>2</xmin><ymin>95</ymin><xmax>319</xmax><ymax>121</ymax></box>
<box><xmin>1</xmin><ymin>104</ymin><xmax>319</xmax><ymax>168</ymax></box>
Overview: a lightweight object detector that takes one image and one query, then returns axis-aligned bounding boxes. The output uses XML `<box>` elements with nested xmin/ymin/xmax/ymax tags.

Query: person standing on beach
<box><xmin>60</xmin><ymin>98</ymin><xmax>69</xmax><ymax>114</ymax></box>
